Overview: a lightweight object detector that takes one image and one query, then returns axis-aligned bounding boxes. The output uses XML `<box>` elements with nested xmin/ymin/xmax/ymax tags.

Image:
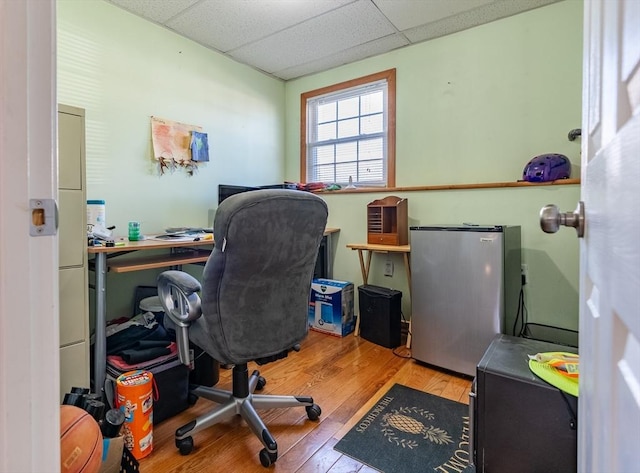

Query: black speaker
<box><xmin>358</xmin><ymin>285</ymin><xmax>402</xmax><ymax>348</ymax></box>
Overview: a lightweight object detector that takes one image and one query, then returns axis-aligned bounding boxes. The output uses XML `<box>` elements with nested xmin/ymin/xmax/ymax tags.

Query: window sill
<box><xmin>314</xmin><ymin>178</ymin><xmax>580</xmax><ymax>194</ymax></box>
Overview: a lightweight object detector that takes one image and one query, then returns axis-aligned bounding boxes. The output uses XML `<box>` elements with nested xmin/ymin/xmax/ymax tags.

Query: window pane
<box><xmin>359</xmin><ymin>137</ymin><xmax>383</xmax><ymax>160</ymax></box>
<box><xmin>316</xmin><ymin>164</ymin><xmax>335</xmax><ymax>182</ymax></box>
<box><xmin>317</xmin><ymin>102</ymin><xmax>336</xmax><ymax>123</ymax></box>
<box><xmin>317</xmin><ymin>122</ymin><xmax>336</xmax><ymax>141</ymax></box>
<box><xmin>314</xmin><ymin>145</ymin><xmax>334</xmax><ymax>165</ymax></box>
<box><xmin>335</xmin><ymin>141</ymin><xmax>357</xmax><ymax>163</ymax></box>
<box><xmin>337</xmin><ymin>97</ymin><xmax>359</xmax><ymax>119</ymax></box>
<box><xmin>337</xmin><ymin>117</ymin><xmax>359</xmax><ymax>139</ymax></box>
<box><xmin>358</xmin><ymin>159</ymin><xmax>383</xmax><ymax>182</ymax></box>
<box><xmin>361</xmin><ymin>91</ymin><xmax>383</xmax><ymax>114</ymax></box>
<box><xmin>361</xmin><ymin>113</ymin><xmax>383</xmax><ymax>135</ymax></box>
<box><xmin>336</xmin><ymin>162</ymin><xmax>358</xmax><ymax>182</ymax></box>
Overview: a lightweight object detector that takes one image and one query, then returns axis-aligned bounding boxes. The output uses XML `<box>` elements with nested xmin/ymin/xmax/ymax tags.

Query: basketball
<box><xmin>60</xmin><ymin>405</ymin><xmax>103</xmax><ymax>473</ymax></box>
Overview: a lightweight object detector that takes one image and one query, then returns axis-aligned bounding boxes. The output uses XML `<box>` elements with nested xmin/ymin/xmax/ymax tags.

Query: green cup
<box><xmin>128</xmin><ymin>221</ymin><xmax>141</xmax><ymax>241</ymax></box>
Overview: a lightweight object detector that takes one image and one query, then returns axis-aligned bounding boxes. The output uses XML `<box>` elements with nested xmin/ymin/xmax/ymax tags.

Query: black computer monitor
<box><xmin>218</xmin><ymin>184</ymin><xmax>258</xmax><ymax>204</ymax></box>
<box><xmin>218</xmin><ymin>183</ymin><xmax>297</xmax><ymax>204</ymax></box>
<box><xmin>216</xmin><ymin>183</ymin><xmax>329</xmax><ymax>278</ymax></box>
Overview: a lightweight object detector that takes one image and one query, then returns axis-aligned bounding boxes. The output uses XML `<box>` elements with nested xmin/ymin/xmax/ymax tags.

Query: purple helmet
<box><xmin>523</xmin><ymin>153</ymin><xmax>571</xmax><ymax>182</ymax></box>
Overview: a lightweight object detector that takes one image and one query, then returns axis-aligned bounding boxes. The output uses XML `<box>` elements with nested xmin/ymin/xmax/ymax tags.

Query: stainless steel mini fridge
<box><xmin>410</xmin><ymin>225</ymin><xmax>521</xmax><ymax>376</ymax></box>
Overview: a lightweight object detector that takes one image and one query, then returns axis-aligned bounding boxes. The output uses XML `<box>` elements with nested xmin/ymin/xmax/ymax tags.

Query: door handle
<box><xmin>540</xmin><ymin>201</ymin><xmax>585</xmax><ymax>238</ymax></box>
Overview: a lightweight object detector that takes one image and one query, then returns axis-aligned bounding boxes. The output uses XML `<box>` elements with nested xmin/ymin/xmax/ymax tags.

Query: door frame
<box><xmin>0</xmin><ymin>0</ymin><xmax>59</xmax><ymax>470</ymax></box>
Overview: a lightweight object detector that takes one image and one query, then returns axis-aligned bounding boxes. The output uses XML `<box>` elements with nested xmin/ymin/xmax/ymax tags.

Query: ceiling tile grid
<box><xmin>402</xmin><ymin>0</ymin><xmax>561</xmax><ymax>44</ymax></box>
<box><xmin>274</xmin><ymin>32</ymin><xmax>409</xmax><ymax>80</ymax></box>
<box><xmin>372</xmin><ymin>0</ymin><xmax>495</xmax><ymax>31</ymax></box>
<box><xmin>108</xmin><ymin>0</ymin><xmax>200</xmax><ymax>24</ymax></box>
<box><xmin>165</xmin><ymin>0</ymin><xmax>356</xmax><ymax>53</ymax></box>
<box><xmin>105</xmin><ymin>0</ymin><xmax>564</xmax><ymax>80</ymax></box>
<box><xmin>228</xmin><ymin>0</ymin><xmax>397</xmax><ymax>73</ymax></box>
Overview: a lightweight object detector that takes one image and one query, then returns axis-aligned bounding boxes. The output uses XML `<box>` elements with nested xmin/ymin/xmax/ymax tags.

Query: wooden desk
<box><xmin>346</xmin><ymin>243</ymin><xmax>412</xmax><ymax>348</ymax></box>
<box><xmin>88</xmin><ymin>237</ymin><xmax>214</xmax><ymax>399</ymax></box>
<box><xmin>89</xmin><ymin>229</ymin><xmax>340</xmax><ymax>400</ymax></box>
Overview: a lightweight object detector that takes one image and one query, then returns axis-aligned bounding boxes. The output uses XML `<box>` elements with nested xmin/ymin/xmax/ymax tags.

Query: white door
<box><xmin>0</xmin><ymin>0</ymin><xmax>59</xmax><ymax>470</ymax></box>
<box><xmin>579</xmin><ymin>0</ymin><xmax>640</xmax><ymax>471</ymax></box>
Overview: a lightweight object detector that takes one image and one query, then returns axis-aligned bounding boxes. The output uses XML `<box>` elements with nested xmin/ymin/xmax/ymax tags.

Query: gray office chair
<box><xmin>157</xmin><ymin>189</ymin><xmax>328</xmax><ymax>467</ymax></box>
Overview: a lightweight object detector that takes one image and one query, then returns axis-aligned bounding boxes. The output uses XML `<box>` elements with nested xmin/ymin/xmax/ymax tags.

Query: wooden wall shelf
<box><xmin>316</xmin><ymin>178</ymin><xmax>580</xmax><ymax>195</ymax></box>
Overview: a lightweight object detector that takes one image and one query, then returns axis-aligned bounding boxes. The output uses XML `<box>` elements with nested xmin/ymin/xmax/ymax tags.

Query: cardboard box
<box><xmin>99</xmin><ymin>435</ymin><xmax>124</xmax><ymax>473</ymax></box>
<box><xmin>309</xmin><ymin>279</ymin><xmax>354</xmax><ymax>337</ymax></box>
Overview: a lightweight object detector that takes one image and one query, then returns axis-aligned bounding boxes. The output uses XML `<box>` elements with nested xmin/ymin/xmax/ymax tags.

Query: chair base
<box><xmin>174</xmin><ymin>363</ymin><xmax>321</xmax><ymax>467</ymax></box>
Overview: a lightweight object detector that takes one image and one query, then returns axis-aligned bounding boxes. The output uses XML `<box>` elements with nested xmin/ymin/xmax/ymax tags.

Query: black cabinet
<box><xmin>470</xmin><ymin>334</ymin><xmax>578</xmax><ymax>473</ymax></box>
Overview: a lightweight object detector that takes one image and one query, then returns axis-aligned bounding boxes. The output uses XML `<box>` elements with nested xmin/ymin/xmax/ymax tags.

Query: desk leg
<box><xmin>365</xmin><ymin>251</ymin><xmax>373</xmax><ymax>283</ymax></box>
<box><xmin>94</xmin><ymin>253</ymin><xmax>107</xmax><ymax>401</ymax></box>
<box><xmin>356</xmin><ymin>249</ymin><xmax>369</xmax><ymax>286</ymax></box>
<box><xmin>403</xmin><ymin>252</ymin><xmax>412</xmax><ymax>349</ymax></box>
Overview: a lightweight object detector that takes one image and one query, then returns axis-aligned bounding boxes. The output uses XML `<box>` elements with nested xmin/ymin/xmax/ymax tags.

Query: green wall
<box><xmin>57</xmin><ymin>0</ymin><xmax>285</xmax><ymax>319</ymax></box>
<box><xmin>58</xmin><ymin>0</ymin><xmax>285</xmax><ymax>236</ymax></box>
<box><xmin>58</xmin><ymin>0</ymin><xmax>583</xmax><ymax>335</ymax></box>
<box><xmin>285</xmin><ymin>0</ymin><xmax>583</xmax><ymax>333</ymax></box>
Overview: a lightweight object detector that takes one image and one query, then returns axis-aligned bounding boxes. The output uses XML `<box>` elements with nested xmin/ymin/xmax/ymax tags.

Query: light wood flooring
<box><xmin>138</xmin><ymin>330</ymin><xmax>473</xmax><ymax>472</ymax></box>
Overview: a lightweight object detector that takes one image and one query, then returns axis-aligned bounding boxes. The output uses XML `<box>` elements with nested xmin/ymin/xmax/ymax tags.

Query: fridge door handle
<box><xmin>468</xmin><ymin>381</ymin><xmax>477</xmax><ymax>468</ymax></box>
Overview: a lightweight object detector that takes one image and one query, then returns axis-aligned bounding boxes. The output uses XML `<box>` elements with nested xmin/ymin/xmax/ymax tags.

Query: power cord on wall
<box><xmin>392</xmin><ymin>311</ymin><xmax>412</xmax><ymax>359</ymax></box>
<box><xmin>512</xmin><ymin>282</ymin><xmax>528</xmax><ymax>337</ymax></box>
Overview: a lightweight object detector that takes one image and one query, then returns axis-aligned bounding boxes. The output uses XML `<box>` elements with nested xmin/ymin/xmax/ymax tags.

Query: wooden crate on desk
<box><xmin>367</xmin><ymin>196</ymin><xmax>408</xmax><ymax>245</ymax></box>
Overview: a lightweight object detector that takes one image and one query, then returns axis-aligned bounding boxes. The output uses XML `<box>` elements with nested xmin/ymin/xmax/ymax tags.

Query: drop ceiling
<box><xmin>105</xmin><ymin>0</ymin><xmax>562</xmax><ymax>81</ymax></box>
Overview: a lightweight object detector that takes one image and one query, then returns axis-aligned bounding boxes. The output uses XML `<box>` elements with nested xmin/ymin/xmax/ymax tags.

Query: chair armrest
<box><xmin>157</xmin><ymin>270</ymin><xmax>202</xmax><ymax>366</ymax></box>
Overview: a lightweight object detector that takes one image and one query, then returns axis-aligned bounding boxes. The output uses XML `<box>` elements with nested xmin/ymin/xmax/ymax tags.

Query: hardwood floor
<box><xmin>138</xmin><ymin>330</ymin><xmax>473</xmax><ymax>472</ymax></box>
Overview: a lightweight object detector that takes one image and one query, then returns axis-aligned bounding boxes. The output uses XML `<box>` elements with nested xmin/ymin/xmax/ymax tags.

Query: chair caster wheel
<box><xmin>176</xmin><ymin>436</ymin><xmax>194</xmax><ymax>455</ymax></box>
<box><xmin>259</xmin><ymin>448</ymin><xmax>277</xmax><ymax>467</ymax></box>
<box><xmin>306</xmin><ymin>404</ymin><xmax>321</xmax><ymax>421</ymax></box>
<box><xmin>188</xmin><ymin>392</ymin><xmax>199</xmax><ymax>405</ymax></box>
<box><xmin>256</xmin><ymin>376</ymin><xmax>267</xmax><ymax>391</ymax></box>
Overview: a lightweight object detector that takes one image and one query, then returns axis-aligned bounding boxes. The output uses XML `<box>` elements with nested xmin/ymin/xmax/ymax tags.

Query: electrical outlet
<box><xmin>521</xmin><ymin>264</ymin><xmax>528</xmax><ymax>285</ymax></box>
<box><xmin>384</xmin><ymin>260</ymin><xmax>394</xmax><ymax>277</ymax></box>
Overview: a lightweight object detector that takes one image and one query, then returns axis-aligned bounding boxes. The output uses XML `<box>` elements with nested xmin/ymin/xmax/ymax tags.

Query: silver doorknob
<box><xmin>540</xmin><ymin>201</ymin><xmax>585</xmax><ymax>237</ymax></box>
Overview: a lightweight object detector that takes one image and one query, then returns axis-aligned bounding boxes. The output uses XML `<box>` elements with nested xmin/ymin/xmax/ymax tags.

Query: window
<box><xmin>301</xmin><ymin>69</ymin><xmax>396</xmax><ymax>188</ymax></box>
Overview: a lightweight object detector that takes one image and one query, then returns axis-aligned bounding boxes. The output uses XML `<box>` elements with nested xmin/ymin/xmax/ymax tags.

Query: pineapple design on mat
<box><xmin>381</xmin><ymin>407</ymin><xmax>453</xmax><ymax>448</ymax></box>
<box><xmin>335</xmin><ymin>384</ymin><xmax>473</xmax><ymax>472</ymax></box>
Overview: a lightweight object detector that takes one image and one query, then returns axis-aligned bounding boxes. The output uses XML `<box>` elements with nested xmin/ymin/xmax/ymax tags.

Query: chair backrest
<box><xmin>189</xmin><ymin>189</ymin><xmax>328</xmax><ymax>365</ymax></box>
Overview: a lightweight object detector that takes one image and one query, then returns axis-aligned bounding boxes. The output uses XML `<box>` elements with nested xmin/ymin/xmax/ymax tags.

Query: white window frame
<box><xmin>301</xmin><ymin>69</ymin><xmax>396</xmax><ymax>188</ymax></box>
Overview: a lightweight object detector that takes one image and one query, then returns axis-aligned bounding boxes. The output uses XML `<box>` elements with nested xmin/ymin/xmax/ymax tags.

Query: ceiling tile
<box><xmin>402</xmin><ymin>0</ymin><xmax>559</xmax><ymax>43</ymax></box>
<box><xmin>373</xmin><ymin>0</ymin><xmax>494</xmax><ymax>31</ymax></box>
<box><xmin>229</xmin><ymin>0</ymin><xmax>397</xmax><ymax>73</ymax></box>
<box><xmin>107</xmin><ymin>0</ymin><xmax>200</xmax><ymax>23</ymax></box>
<box><xmin>274</xmin><ymin>33</ymin><xmax>409</xmax><ymax>80</ymax></box>
<box><xmin>165</xmin><ymin>0</ymin><xmax>356</xmax><ymax>53</ymax></box>
<box><xmin>104</xmin><ymin>0</ymin><xmax>565</xmax><ymax>80</ymax></box>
